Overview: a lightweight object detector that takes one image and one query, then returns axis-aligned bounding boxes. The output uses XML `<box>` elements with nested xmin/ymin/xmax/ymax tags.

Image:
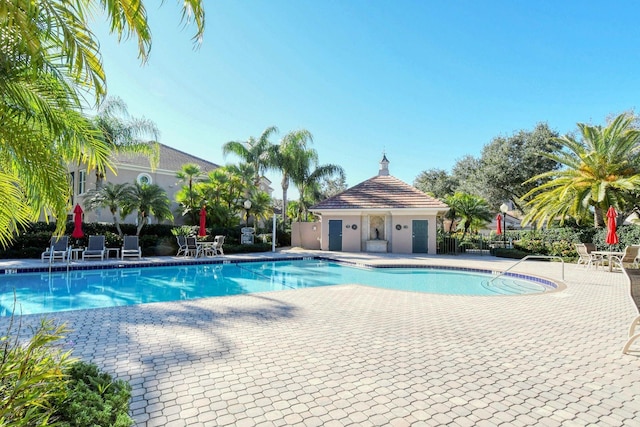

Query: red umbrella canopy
<box><xmin>71</xmin><ymin>204</ymin><xmax>84</xmax><ymax>238</ymax></box>
<box><xmin>606</xmin><ymin>206</ymin><xmax>619</xmax><ymax>245</ymax></box>
<box><xmin>495</xmin><ymin>214</ymin><xmax>503</xmax><ymax>235</ymax></box>
<box><xmin>198</xmin><ymin>206</ymin><xmax>207</xmax><ymax>237</ymax></box>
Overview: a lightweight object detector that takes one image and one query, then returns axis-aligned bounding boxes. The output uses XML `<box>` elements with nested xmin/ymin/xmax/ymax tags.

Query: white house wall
<box><xmin>318</xmin><ymin>212</ymin><xmax>439</xmax><ymax>254</ymax></box>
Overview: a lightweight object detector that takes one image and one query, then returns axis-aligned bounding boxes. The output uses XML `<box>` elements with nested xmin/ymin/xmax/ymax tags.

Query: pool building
<box><xmin>308</xmin><ymin>155</ymin><xmax>449</xmax><ymax>254</ymax></box>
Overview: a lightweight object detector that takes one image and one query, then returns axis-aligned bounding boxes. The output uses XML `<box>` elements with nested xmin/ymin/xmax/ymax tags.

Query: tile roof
<box><xmin>311</xmin><ymin>175</ymin><xmax>449</xmax><ymax>211</ymax></box>
<box><xmin>112</xmin><ymin>143</ymin><xmax>219</xmax><ymax>172</ymax></box>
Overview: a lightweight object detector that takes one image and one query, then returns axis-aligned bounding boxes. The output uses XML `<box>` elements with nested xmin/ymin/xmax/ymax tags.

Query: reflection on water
<box><xmin>0</xmin><ymin>260</ymin><xmax>550</xmax><ymax>315</ymax></box>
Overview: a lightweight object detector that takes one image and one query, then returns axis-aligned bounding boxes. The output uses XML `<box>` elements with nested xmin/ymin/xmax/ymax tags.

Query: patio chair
<box><xmin>609</xmin><ymin>245</ymin><xmax>640</xmax><ymax>270</ymax></box>
<box><xmin>82</xmin><ymin>235</ymin><xmax>106</xmax><ymax>261</ymax></box>
<box><xmin>184</xmin><ymin>237</ymin><xmax>198</xmax><ymax>257</ymax></box>
<box><xmin>213</xmin><ymin>235</ymin><xmax>225</xmax><ymax>256</ymax></box>
<box><xmin>41</xmin><ymin>236</ymin><xmax>70</xmax><ymax>263</ymax></box>
<box><xmin>575</xmin><ymin>243</ymin><xmax>602</xmax><ymax>268</ymax></box>
<box><xmin>121</xmin><ymin>235</ymin><xmax>142</xmax><ymax>259</ymax></box>
<box><xmin>622</xmin><ymin>267</ymin><xmax>640</xmax><ymax>354</ymax></box>
<box><xmin>175</xmin><ymin>235</ymin><xmax>188</xmax><ymax>257</ymax></box>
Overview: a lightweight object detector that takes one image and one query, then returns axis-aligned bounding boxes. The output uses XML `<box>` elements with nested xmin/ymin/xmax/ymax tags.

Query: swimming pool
<box><xmin>0</xmin><ymin>259</ymin><xmax>556</xmax><ymax>316</ymax></box>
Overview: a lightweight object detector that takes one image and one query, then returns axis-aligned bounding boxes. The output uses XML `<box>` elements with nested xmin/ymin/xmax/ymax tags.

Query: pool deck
<box><xmin>2</xmin><ymin>249</ymin><xmax>640</xmax><ymax>426</ymax></box>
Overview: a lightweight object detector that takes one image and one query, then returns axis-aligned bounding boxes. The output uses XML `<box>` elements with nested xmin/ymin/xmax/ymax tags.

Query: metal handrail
<box><xmin>489</xmin><ymin>255</ymin><xmax>565</xmax><ymax>283</ymax></box>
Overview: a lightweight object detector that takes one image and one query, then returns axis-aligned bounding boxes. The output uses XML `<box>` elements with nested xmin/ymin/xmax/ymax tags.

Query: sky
<box><xmin>91</xmin><ymin>1</ymin><xmax>640</xmax><ymax>198</ymax></box>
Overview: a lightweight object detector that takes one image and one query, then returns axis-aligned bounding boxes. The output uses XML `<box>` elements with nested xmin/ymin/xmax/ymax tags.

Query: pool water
<box><xmin>0</xmin><ymin>260</ymin><xmax>554</xmax><ymax>316</ymax></box>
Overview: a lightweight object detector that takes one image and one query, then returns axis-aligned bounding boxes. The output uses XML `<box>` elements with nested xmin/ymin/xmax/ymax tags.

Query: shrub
<box><xmin>0</xmin><ymin>316</ymin><xmax>73</xmax><ymax>426</ymax></box>
<box><xmin>0</xmin><ymin>303</ymin><xmax>133</xmax><ymax>426</ymax></box>
<box><xmin>52</xmin><ymin>362</ymin><xmax>133</xmax><ymax>427</ymax></box>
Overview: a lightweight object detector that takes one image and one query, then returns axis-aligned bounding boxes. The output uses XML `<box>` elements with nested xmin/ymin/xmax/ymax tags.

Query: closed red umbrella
<box><xmin>496</xmin><ymin>214</ymin><xmax>503</xmax><ymax>235</ymax></box>
<box><xmin>606</xmin><ymin>206</ymin><xmax>619</xmax><ymax>245</ymax></box>
<box><xmin>71</xmin><ymin>204</ymin><xmax>84</xmax><ymax>238</ymax></box>
<box><xmin>198</xmin><ymin>206</ymin><xmax>207</xmax><ymax>237</ymax></box>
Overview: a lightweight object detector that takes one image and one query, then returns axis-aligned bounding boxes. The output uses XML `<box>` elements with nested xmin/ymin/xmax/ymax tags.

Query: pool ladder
<box><xmin>489</xmin><ymin>255</ymin><xmax>565</xmax><ymax>284</ymax></box>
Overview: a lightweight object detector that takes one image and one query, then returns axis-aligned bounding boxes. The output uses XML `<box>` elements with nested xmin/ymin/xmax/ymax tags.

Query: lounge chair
<box><xmin>184</xmin><ymin>237</ymin><xmax>198</xmax><ymax>257</ymax></box>
<box><xmin>82</xmin><ymin>235</ymin><xmax>106</xmax><ymax>261</ymax></box>
<box><xmin>213</xmin><ymin>235</ymin><xmax>225</xmax><ymax>256</ymax></box>
<box><xmin>41</xmin><ymin>236</ymin><xmax>70</xmax><ymax>263</ymax></box>
<box><xmin>622</xmin><ymin>266</ymin><xmax>640</xmax><ymax>354</ymax></box>
<box><xmin>609</xmin><ymin>245</ymin><xmax>640</xmax><ymax>270</ymax></box>
<box><xmin>121</xmin><ymin>235</ymin><xmax>142</xmax><ymax>259</ymax></box>
<box><xmin>175</xmin><ymin>235</ymin><xmax>188</xmax><ymax>257</ymax></box>
<box><xmin>575</xmin><ymin>243</ymin><xmax>602</xmax><ymax>268</ymax></box>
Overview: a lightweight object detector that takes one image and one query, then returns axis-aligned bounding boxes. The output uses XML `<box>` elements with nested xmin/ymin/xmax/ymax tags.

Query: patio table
<box><xmin>592</xmin><ymin>250</ymin><xmax>624</xmax><ymax>272</ymax></box>
<box><xmin>196</xmin><ymin>241</ymin><xmax>217</xmax><ymax>257</ymax></box>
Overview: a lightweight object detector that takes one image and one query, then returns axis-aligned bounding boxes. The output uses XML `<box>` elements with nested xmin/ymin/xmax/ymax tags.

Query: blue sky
<box><xmin>92</xmin><ymin>1</ymin><xmax>640</xmax><ymax>197</ymax></box>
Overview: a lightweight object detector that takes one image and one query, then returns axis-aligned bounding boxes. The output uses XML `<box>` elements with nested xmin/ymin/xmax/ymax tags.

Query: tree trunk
<box><xmin>111</xmin><ymin>211</ymin><xmax>123</xmax><ymax>237</ymax></box>
<box><xmin>281</xmin><ymin>176</ymin><xmax>289</xmax><ymax>233</ymax></box>
<box><xmin>594</xmin><ymin>206</ymin><xmax>605</xmax><ymax>228</ymax></box>
<box><xmin>136</xmin><ymin>215</ymin><xmax>146</xmax><ymax>236</ymax></box>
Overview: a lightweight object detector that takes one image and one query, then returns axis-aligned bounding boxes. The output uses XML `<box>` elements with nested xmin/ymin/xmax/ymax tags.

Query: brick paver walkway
<box><xmin>2</xmin><ymin>252</ymin><xmax>640</xmax><ymax>426</ymax></box>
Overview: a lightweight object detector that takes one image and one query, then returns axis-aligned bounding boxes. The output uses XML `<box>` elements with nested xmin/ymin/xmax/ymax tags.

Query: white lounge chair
<box><xmin>82</xmin><ymin>235</ymin><xmax>106</xmax><ymax>261</ymax></box>
<box><xmin>41</xmin><ymin>236</ymin><xmax>70</xmax><ymax>263</ymax></box>
<box><xmin>121</xmin><ymin>235</ymin><xmax>142</xmax><ymax>259</ymax></box>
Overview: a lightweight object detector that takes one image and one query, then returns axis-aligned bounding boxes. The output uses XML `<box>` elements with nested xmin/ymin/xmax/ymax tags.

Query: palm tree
<box><xmin>523</xmin><ymin>113</ymin><xmax>640</xmax><ymax>228</ymax></box>
<box><xmin>223</xmin><ymin>126</ymin><xmax>278</xmax><ymax>187</ymax></box>
<box><xmin>292</xmin><ymin>153</ymin><xmax>345</xmax><ymax>222</ymax></box>
<box><xmin>0</xmin><ymin>48</ymin><xmax>111</xmax><ymax>246</ymax></box>
<box><xmin>84</xmin><ymin>183</ymin><xmax>134</xmax><ymax>236</ymax></box>
<box><xmin>0</xmin><ymin>0</ymin><xmax>205</xmax><ymax>246</ymax></box>
<box><xmin>122</xmin><ymin>183</ymin><xmax>173</xmax><ymax>235</ymax></box>
<box><xmin>92</xmin><ymin>97</ymin><xmax>160</xmax><ymax>188</ymax></box>
<box><xmin>270</xmin><ymin>129</ymin><xmax>314</xmax><ymax>230</ymax></box>
<box><xmin>175</xmin><ymin>163</ymin><xmax>204</xmax><ymax>223</ymax></box>
<box><xmin>199</xmin><ymin>166</ymin><xmax>247</xmax><ymax>228</ymax></box>
<box><xmin>247</xmin><ymin>191</ymin><xmax>273</xmax><ymax>228</ymax></box>
<box><xmin>445</xmin><ymin>193</ymin><xmax>492</xmax><ymax>240</ymax></box>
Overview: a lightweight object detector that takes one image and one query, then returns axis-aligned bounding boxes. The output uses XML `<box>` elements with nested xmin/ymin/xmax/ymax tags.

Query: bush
<box><xmin>52</xmin><ymin>362</ymin><xmax>133</xmax><ymax>427</ymax></box>
<box><xmin>0</xmin><ymin>316</ymin><xmax>72</xmax><ymax>426</ymax></box>
<box><xmin>0</xmin><ymin>305</ymin><xmax>133</xmax><ymax>426</ymax></box>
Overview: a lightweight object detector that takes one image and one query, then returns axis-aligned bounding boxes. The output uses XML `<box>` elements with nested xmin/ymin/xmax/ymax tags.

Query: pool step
<box><xmin>481</xmin><ymin>277</ymin><xmax>549</xmax><ymax>295</ymax></box>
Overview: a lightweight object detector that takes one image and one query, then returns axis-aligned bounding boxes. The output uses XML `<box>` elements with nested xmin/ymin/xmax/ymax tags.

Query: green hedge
<box><xmin>497</xmin><ymin>225</ymin><xmax>639</xmax><ymax>260</ymax></box>
<box><xmin>0</xmin><ymin>222</ymin><xmax>274</xmax><ymax>258</ymax></box>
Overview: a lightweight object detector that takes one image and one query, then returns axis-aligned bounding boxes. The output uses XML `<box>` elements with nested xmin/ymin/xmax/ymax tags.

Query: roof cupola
<box><xmin>379</xmin><ymin>154</ymin><xmax>390</xmax><ymax>176</ymax></box>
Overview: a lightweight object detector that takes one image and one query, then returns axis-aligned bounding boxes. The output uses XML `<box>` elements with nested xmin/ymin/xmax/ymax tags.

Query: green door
<box><xmin>412</xmin><ymin>220</ymin><xmax>428</xmax><ymax>253</ymax></box>
<box><xmin>328</xmin><ymin>220</ymin><xmax>343</xmax><ymax>251</ymax></box>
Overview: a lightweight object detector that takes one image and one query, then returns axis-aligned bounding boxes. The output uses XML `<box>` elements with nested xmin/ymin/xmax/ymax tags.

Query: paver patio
<box><xmin>1</xmin><ymin>251</ymin><xmax>640</xmax><ymax>426</ymax></box>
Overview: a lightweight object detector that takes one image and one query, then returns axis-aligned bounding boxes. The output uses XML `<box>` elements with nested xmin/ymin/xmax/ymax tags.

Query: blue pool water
<box><xmin>0</xmin><ymin>260</ymin><xmax>555</xmax><ymax>316</ymax></box>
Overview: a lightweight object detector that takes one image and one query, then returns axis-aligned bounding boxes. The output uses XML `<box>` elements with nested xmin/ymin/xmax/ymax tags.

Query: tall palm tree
<box><xmin>222</xmin><ymin>126</ymin><xmax>278</xmax><ymax>187</ymax></box>
<box><xmin>122</xmin><ymin>183</ymin><xmax>173</xmax><ymax>235</ymax></box>
<box><xmin>445</xmin><ymin>193</ymin><xmax>492</xmax><ymax>240</ymax></box>
<box><xmin>92</xmin><ymin>96</ymin><xmax>160</xmax><ymax>188</ymax></box>
<box><xmin>270</xmin><ymin>129</ymin><xmax>314</xmax><ymax>229</ymax></box>
<box><xmin>292</xmin><ymin>154</ymin><xmax>345</xmax><ymax>222</ymax></box>
<box><xmin>83</xmin><ymin>182</ymin><xmax>134</xmax><ymax>236</ymax></box>
<box><xmin>175</xmin><ymin>163</ymin><xmax>204</xmax><ymax>223</ymax></box>
<box><xmin>523</xmin><ymin>113</ymin><xmax>640</xmax><ymax>228</ymax></box>
<box><xmin>0</xmin><ymin>0</ymin><xmax>205</xmax><ymax>246</ymax></box>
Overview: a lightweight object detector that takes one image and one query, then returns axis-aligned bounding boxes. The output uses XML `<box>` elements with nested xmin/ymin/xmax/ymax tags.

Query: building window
<box><xmin>137</xmin><ymin>173</ymin><xmax>152</xmax><ymax>185</ymax></box>
<box><xmin>78</xmin><ymin>170</ymin><xmax>87</xmax><ymax>195</ymax></box>
<box><xmin>69</xmin><ymin>172</ymin><xmax>75</xmax><ymax>206</ymax></box>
